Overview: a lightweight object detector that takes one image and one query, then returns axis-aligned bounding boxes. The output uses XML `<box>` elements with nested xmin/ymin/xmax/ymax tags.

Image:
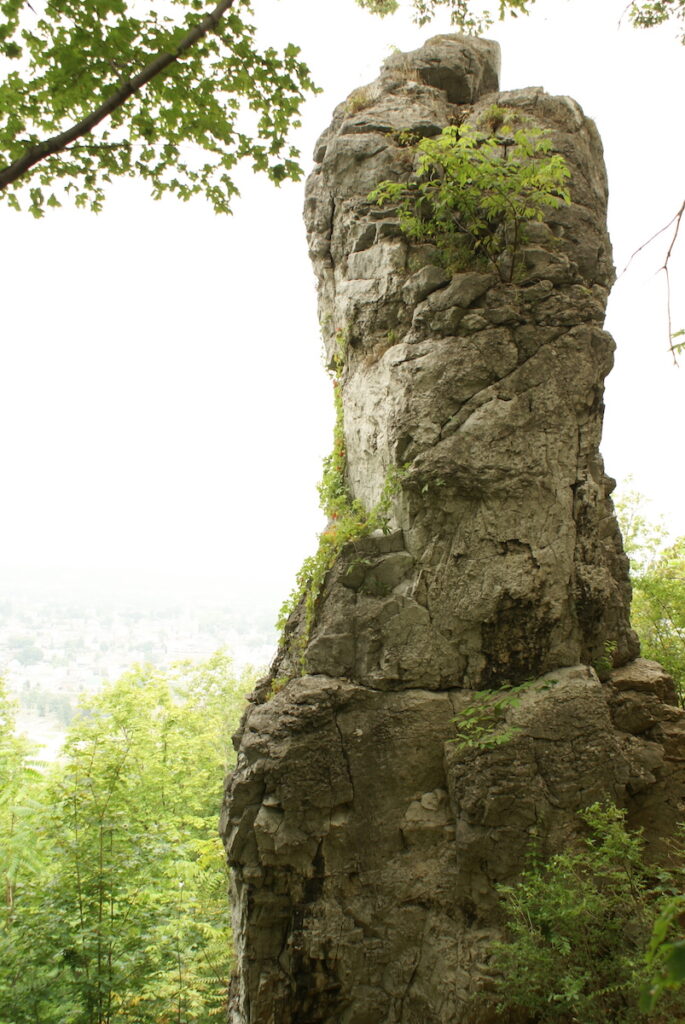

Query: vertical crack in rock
<box><xmin>223</xmin><ymin>34</ymin><xmax>685</xmax><ymax>1024</ymax></box>
<box><xmin>333</xmin><ymin>713</ymin><xmax>355</xmax><ymax>803</ymax></box>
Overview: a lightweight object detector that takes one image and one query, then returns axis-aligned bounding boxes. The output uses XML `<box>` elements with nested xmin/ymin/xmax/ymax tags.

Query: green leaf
<box><xmin>665</xmin><ymin>942</ymin><xmax>685</xmax><ymax>982</ymax></box>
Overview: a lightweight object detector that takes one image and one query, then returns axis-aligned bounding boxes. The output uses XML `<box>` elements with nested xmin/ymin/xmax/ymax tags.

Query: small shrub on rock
<box><xmin>370</xmin><ymin>119</ymin><xmax>570</xmax><ymax>282</ymax></box>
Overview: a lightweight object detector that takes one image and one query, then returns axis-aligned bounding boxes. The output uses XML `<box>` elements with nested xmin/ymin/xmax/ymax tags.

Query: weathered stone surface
<box><xmin>222</xmin><ymin>35</ymin><xmax>685</xmax><ymax>1024</ymax></box>
<box><xmin>299</xmin><ymin>35</ymin><xmax>636</xmax><ymax>684</ymax></box>
<box><xmin>223</xmin><ymin>662</ymin><xmax>685</xmax><ymax>1023</ymax></box>
<box><xmin>383</xmin><ymin>35</ymin><xmax>500</xmax><ymax>105</ymax></box>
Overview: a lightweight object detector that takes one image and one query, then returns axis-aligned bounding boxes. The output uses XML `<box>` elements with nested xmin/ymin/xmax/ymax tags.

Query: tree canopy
<box><xmin>0</xmin><ymin>0</ymin><xmax>680</xmax><ymax>217</ymax></box>
<box><xmin>0</xmin><ymin>653</ymin><xmax>255</xmax><ymax>1024</ymax></box>
<box><xmin>0</xmin><ymin>0</ymin><xmax>317</xmax><ymax>215</ymax></box>
<box><xmin>361</xmin><ymin>0</ymin><xmax>685</xmax><ymax>37</ymax></box>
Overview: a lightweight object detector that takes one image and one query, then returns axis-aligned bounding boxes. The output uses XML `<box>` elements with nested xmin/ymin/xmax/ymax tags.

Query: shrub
<box><xmin>369</xmin><ymin>118</ymin><xmax>570</xmax><ymax>281</ymax></box>
<box><xmin>492</xmin><ymin>803</ymin><xmax>685</xmax><ymax>1023</ymax></box>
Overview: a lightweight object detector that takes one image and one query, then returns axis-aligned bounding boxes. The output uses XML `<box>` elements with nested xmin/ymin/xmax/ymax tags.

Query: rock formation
<box><xmin>221</xmin><ymin>35</ymin><xmax>685</xmax><ymax>1024</ymax></box>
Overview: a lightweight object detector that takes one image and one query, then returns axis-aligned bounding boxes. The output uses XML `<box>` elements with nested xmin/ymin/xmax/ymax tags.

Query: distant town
<box><xmin>0</xmin><ymin>566</ymin><xmax>280</xmax><ymax>758</ymax></box>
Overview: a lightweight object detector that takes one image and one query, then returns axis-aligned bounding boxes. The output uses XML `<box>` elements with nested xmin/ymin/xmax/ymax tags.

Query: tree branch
<box><xmin>0</xmin><ymin>0</ymin><xmax>235</xmax><ymax>191</ymax></box>
<box><xmin>656</xmin><ymin>200</ymin><xmax>684</xmax><ymax>364</ymax></box>
<box><xmin>621</xmin><ymin>199</ymin><xmax>685</xmax><ymax>276</ymax></box>
<box><xmin>620</xmin><ymin>198</ymin><xmax>685</xmax><ymax>364</ymax></box>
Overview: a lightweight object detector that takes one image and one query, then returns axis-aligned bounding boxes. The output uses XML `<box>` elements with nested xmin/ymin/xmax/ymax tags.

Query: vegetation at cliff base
<box><xmin>492</xmin><ymin>803</ymin><xmax>685</xmax><ymax>1023</ymax></box>
<box><xmin>0</xmin><ymin>653</ymin><xmax>253</xmax><ymax>1024</ymax></box>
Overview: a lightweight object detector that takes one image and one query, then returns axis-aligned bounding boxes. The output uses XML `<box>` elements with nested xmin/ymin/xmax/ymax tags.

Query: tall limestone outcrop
<box><xmin>222</xmin><ymin>36</ymin><xmax>685</xmax><ymax>1024</ymax></box>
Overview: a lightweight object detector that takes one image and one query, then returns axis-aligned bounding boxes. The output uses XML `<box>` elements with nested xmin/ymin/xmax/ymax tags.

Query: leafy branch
<box><xmin>642</xmin><ymin>892</ymin><xmax>685</xmax><ymax>1012</ymax></box>
<box><xmin>0</xmin><ymin>0</ymin><xmax>235</xmax><ymax>192</ymax></box>
<box><xmin>361</xmin><ymin>0</ymin><xmax>685</xmax><ymax>38</ymax></box>
<box><xmin>0</xmin><ymin>0</ymin><xmax>317</xmax><ymax>215</ymax></box>
<box><xmin>356</xmin><ymin>0</ymin><xmax>532</xmax><ymax>31</ymax></box>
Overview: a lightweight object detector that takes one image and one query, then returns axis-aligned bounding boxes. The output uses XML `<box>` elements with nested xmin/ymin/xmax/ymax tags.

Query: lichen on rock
<box><xmin>221</xmin><ymin>34</ymin><xmax>685</xmax><ymax>1024</ymax></box>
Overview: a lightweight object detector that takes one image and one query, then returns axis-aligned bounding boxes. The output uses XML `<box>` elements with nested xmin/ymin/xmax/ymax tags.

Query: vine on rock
<box><xmin>370</xmin><ymin>113</ymin><xmax>571</xmax><ymax>282</ymax></box>
<box><xmin>275</xmin><ymin>329</ymin><xmax>404</xmax><ymax>680</ymax></box>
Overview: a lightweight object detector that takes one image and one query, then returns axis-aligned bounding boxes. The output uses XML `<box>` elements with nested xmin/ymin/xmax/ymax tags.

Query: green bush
<box><xmin>369</xmin><ymin>117</ymin><xmax>570</xmax><ymax>282</ymax></box>
<box><xmin>492</xmin><ymin>803</ymin><xmax>685</xmax><ymax>1023</ymax></box>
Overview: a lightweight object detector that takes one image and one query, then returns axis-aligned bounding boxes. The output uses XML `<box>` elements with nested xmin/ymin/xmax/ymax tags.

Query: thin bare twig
<box><xmin>620</xmin><ymin>200</ymin><xmax>685</xmax><ymax>276</ymax></box>
<box><xmin>618</xmin><ymin>2</ymin><xmax>633</xmax><ymax>30</ymax></box>
<box><xmin>620</xmin><ymin>199</ymin><xmax>685</xmax><ymax>364</ymax></box>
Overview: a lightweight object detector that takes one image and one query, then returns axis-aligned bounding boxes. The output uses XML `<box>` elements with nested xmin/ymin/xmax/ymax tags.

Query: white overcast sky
<box><xmin>0</xmin><ymin>0</ymin><xmax>683</xmax><ymax>604</ymax></box>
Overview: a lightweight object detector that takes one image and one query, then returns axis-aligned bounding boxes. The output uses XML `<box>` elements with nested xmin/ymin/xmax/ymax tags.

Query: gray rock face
<box><xmin>223</xmin><ymin>661</ymin><xmax>685</xmax><ymax>1023</ymax></box>
<box><xmin>222</xmin><ymin>35</ymin><xmax>685</xmax><ymax>1024</ymax></box>
<box><xmin>300</xmin><ymin>34</ymin><xmax>637</xmax><ymax>685</ymax></box>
